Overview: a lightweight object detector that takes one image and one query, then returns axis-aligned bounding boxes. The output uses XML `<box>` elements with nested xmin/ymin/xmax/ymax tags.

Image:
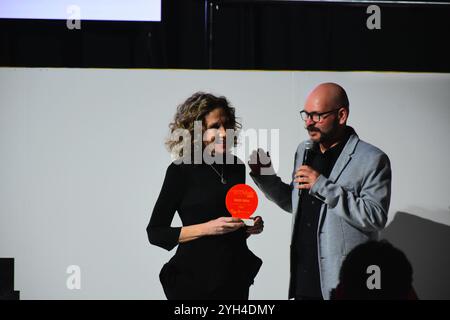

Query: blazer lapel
<box><xmin>328</xmin><ymin>132</ymin><xmax>359</xmax><ymax>183</ymax></box>
<box><xmin>317</xmin><ymin>131</ymin><xmax>359</xmax><ymax>232</ymax></box>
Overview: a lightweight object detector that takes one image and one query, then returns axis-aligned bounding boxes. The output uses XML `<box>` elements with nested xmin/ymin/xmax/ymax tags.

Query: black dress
<box><xmin>147</xmin><ymin>155</ymin><xmax>262</xmax><ymax>300</ymax></box>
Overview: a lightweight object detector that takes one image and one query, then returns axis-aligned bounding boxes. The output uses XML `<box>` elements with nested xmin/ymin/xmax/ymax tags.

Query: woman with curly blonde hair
<box><xmin>165</xmin><ymin>92</ymin><xmax>240</xmax><ymax>161</ymax></box>
<box><xmin>147</xmin><ymin>92</ymin><xmax>264</xmax><ymax>300</ymax></box>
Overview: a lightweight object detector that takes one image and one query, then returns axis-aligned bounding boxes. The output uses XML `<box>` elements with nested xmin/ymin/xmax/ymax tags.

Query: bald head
<box><xmin>303</xmin><ymin>83</ymin><xmax>350</xmax><ymax>145</ymax></box>
<box><xmin>305</xmin><ymin>82</ymin><xmax>349</xmax><ymax>112</ymax></box>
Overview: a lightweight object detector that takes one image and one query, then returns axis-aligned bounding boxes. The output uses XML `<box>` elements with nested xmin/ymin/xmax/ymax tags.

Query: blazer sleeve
<box><xmin>310</xmin><ymin>152</ymin><xmax>391</xmax><ymax>232</ymax></box>
<box><xmin>146</xmin><ymin>163</ymin><xmax>184</xmax><ymax>251</ymax></box>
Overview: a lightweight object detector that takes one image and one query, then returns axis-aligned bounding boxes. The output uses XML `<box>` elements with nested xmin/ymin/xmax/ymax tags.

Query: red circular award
<box><xmin>225</xmin><ymin>184</ymin><xmax>258</xmax><ymax>226</ymax></box>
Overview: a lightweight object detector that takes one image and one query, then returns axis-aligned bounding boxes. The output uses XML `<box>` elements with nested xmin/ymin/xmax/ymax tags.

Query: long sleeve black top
<box><xmin>147</xmin><ymin>156</ymin><xmax>262</xmax><ymax>298</ymax></box>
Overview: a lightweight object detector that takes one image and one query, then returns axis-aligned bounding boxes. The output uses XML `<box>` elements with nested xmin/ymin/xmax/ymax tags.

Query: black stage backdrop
<box><xmin>1</xmin><ymin>0</ymin><xmax>449</xmax><ymax>72</ymax></box>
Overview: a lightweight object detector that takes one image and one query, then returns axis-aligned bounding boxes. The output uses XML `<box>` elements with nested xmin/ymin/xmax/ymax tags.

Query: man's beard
<box><xmin>307</xmin><ymin>117</ymin><xmax>340</xmax><ymax>143</ymax></box>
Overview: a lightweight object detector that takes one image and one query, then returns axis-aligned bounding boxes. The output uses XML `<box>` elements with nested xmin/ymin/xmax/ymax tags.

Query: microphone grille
<box><xmin>305</xmin><ymin>140</ymin><xmax>313</xmax><ymax>150</ymax></box>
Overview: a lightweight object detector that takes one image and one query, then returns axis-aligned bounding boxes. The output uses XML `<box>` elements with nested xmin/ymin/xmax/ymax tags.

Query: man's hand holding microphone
<box><xmin>248</xmin><ymin>147</ymin><xmax>320</xmax><ymax>191</ymax></box>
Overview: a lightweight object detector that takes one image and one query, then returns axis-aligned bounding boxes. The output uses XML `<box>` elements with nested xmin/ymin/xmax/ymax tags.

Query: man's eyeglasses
<box><xmin>299</xmin><ymin>108</ymin><xmax>340</xmax><ymax>122</ymax></box>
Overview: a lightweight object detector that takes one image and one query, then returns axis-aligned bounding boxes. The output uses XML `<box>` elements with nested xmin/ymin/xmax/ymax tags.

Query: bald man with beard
<box><xmin>249</xmin><ymin>83</ymin><xmax>392</xmax><ymax>300</ymax></box>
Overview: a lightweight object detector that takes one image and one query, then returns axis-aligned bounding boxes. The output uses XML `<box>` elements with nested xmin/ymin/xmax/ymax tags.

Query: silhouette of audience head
<box><xmin>330</xmin><ymin>240</ymin><xmax>417</xmax><ymax>300</ymax></box>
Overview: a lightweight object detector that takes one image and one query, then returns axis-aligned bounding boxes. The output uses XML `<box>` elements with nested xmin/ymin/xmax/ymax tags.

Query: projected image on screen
<box><xmin>0</xmin><ymin>0</ymin><xmax>161</xmax><ymax>22</ymax></box>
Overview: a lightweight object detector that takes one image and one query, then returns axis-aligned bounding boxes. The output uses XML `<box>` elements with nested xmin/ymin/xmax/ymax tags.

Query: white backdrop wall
<box><xmin>0</xmin><ymin>68</ymin><xmax>449</xmax><ymax>299</ymax></box>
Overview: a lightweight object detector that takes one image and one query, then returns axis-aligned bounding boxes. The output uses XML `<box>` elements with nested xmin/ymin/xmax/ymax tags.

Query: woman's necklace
<box><xmin>209</xmin><ymin>164</ymin><xmax>227</xmax><ymax>184</ymax></box>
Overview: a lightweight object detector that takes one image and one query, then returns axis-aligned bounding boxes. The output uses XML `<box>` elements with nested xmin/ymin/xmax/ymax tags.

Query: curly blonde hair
<box><xmin>166</xmin><ymin>92</ymin><xmax>241</xmax><ymax>158</ymax></box>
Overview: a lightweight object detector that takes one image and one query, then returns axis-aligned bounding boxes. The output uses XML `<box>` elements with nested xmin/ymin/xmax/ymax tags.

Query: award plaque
<box><xmin>225</xmin><ymin>184</ymin><xmax>258</xmax><ymax>226</ymax></box>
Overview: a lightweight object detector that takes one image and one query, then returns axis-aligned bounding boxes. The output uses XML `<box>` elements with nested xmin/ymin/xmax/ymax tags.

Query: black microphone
<box><xmin>298</xmin><ymin>140</ymin><xmax>313</xmax><ymax>197</ymax></box>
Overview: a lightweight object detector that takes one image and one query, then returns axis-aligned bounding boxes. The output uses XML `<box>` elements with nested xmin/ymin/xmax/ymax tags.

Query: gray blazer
<box><xmin>250</xmin><ymin>128</ymin><xmax>391</xmax><ymax>299</ymax></box>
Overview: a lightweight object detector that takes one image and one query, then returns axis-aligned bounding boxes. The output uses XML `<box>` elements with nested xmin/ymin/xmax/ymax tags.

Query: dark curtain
<box><xmin>0</xmin><ymin>0</ymin><xmax>449</xmax><ymax>72</ymax></box>
<box><xmin>0</xmin><ymin>0</ymin><xmax>207</xmax><ymax>68</ymax></box>
<box><xmin>211</xmin><ymin>1</ymin><xmax>450</xmax><ymax>71</ymax></box>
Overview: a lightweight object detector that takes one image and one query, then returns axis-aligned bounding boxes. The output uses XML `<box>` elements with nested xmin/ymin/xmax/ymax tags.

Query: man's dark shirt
<box><xmin>293</xmin><ymin>130</ymin><xmax>351</xmax><ymax>299</ymax></box>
